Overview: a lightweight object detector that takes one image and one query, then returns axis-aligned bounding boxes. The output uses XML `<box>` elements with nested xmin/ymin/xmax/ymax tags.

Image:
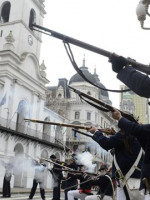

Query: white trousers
<box><xmin>85</xmin><ymin>194</ymin><xmax>112</xmax><ymax>200</ymax></box>
<box><xmin>144</xmin><ymin>194</ymin><xmax>150</xmax><ymax>200</ymax></box>
<box><xmin>116</xmin><ymin>186</ymin><xmax>126</xmax><ymax>200</ymax></box>
<box><xmin>67</xmin><ymin>189</ymin><xmax>87</xmax><ymax>200</ymax></box>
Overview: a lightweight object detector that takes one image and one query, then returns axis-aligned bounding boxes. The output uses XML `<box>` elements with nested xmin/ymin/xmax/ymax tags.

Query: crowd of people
<box><xmin>2</xmin><ymin>155</ymin><xmax>115</xmax><ymax>200</ymax></box>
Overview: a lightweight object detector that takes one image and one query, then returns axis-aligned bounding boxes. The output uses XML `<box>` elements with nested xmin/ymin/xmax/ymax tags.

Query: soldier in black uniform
<box><xmin>109</xmin><ymin>55</ymin><xmax>150</xmax><ymax>98</ymax></box>
<box><xmin>50</xmin><ymin>154</ymin><xmax>63</xmax><ymax>200</ymax></box>
<box><xmin>85</xmin><ymin>165</ymin><xmax>114</xmax><ymax>200</ymax></box>
<box><xmin>3</xmin><ymin>162</ymin><xmax>13</xmax><ymax>198</ymax></box>
<box><xmin>67</xmin><ymin>166</ymin><xmax>92</xmax><ymax>200</ymax></box>
<box><xmin>112</xmin><ymin>109</ymin><xmax>150</xmax><ymax>200</ymax></box>
<box><xmin>63</xmin><ymin>158</ymin><xmax>78</xmax><ymax>200</ymax></box>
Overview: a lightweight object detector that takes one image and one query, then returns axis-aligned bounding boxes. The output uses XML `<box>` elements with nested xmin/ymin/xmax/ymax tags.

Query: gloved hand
<box><xmin>110</xmin><ymin>55</ymin><xmax>127</xmax><ymax>73</ymax></box>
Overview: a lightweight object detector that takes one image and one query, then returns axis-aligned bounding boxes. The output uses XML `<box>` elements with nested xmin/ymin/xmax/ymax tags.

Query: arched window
<box><xmin>41</xmin><ymin>149</ymin><xmax>48</xmax><ymax>159</ymax></box>
<box><xmin>29</xmin><ymin>9</ymin><xmax>36</xmax><ymax>29</ymax></box>
<box><xmin>87</xmin><ymin>112</ymin><xmax>91</xmax><ymax>120</ymax></box>
<box><xmin>58</xmin><ymin>93</ymin><xmax>62</xmax><ymax>98</ymax></box>
<box><xmin>43</xmin><ymin>116</ymin><xmax>51</xmax><ymax>140</ymax></box>
<box><xmin>13</xmin><ymin>143</ymin><xmax>24</xmax><ymax>187</ymax></box>
<box><xmin>14</xmin><ymin>143</ymin><xmax>24</xmax><ymax>155</ymax></box>
<box><xmin>55</xmin><ymin>126</ymin><xmax>63</xmax><ymax>143</ymax></box>
<box><xmin>16</xmin><ymin>100</ymin><xmax>30</xmax><ymax>133</ymax></box>
<box><xmin>0</xmin><ymin>2</ymin><xmax>11</xmax><ymax>22</ymax></box>
<box><xmin>75</xmin><ymin>111</ymin><xmax>80</xmax><ymax>120</ymax></box>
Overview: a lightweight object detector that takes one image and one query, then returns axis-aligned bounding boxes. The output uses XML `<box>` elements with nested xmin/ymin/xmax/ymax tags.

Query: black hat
<box><xmin>99</xmin><ymin>165</ymin><xmax>107</xmax><ymax>171</ymax></box>
<box><xmin>77</xmin><ymin>164</ymin><xmax>84</xmax><ymax>167</ymax></box>
<box><xmin>50</xmin><ymin>154</ymin><xmax>56</xmax><ymax>159</ymax></box>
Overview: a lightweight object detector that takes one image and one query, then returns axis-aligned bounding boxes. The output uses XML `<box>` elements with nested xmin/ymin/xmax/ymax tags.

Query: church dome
<box><xmin>69</xmin><ymin>59</ymin><xmax>109</xmax><ymax>98</ymax></box>
<box><xmin>69</xmin><ymin>59</ymin><xmax>96</xmax><ymax>84</ymax></box>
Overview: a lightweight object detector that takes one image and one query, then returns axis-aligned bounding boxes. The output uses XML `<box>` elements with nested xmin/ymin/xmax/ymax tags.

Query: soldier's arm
<box><xmin>117</xmin><ymin>66</ymin><xmax>150</xmax><ymax>98</ymax></box>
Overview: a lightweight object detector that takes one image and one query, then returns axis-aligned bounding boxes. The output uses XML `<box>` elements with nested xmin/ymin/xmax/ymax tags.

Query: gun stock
<box><xmin>24</xmin><ymin>119</ymin><xmax>116</xmax><ymax>135</ymax></box>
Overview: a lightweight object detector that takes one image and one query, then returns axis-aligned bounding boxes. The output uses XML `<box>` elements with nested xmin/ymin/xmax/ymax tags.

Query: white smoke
<box><xmin>0</xmin><ymin>155</ymin><xmax>47</xmax><ymax>189</ymax></box>
<box><xmin>75</xmin><ymin>151</ymin><xmax>96</xmax><ymax>173</ymax></box>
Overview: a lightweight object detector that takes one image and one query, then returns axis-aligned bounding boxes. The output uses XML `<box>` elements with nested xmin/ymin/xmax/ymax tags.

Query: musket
<box><xmin>64</xmin><ymin>174</ymin><xmax>101</xmax><ymax>191</ymax></box>
<box><xmin>24</xmin><ymin>119</ymin><xmax>116</xmax><ymax>135</ymax></box>
<box><xmin>44</xmin><ymin>158</ymin><xmax>72</xmax><ymax>169</ymax></box>
<box><xmin>32</xmin><ymin>24</ymin><xmax>150</xmax><ymax>75</ymax></box>
<box><xmin>50</xmin><ymin>168</ymin><xmax>97</xmax><ymax>176</ymax></box>
<box><xmin>68</xmin><ymin>86</ymin><xmax>138</xmax><ymax>123</ymax></box>
<box><xmin>45</xmin><ymin>159</ymin><xmax>97</xmax><ymax>176</ymax></box>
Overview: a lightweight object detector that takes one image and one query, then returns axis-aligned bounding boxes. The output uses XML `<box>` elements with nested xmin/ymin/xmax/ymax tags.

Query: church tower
<box><xmin>0</xmin><ymin>0</ymin><xmax>46</xmax><ymax>58</ymax></box>
<box><xmin>0</xmin><ymin>0</ymin><xmax>49</xmax><ymax>122</ymax></box>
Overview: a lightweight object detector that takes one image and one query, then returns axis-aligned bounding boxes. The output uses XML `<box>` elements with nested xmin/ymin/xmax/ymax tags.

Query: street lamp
<box><xmin>136</xmin><ymin>0</ymin><xmax>150</xmax><ymax>29</ymax></box>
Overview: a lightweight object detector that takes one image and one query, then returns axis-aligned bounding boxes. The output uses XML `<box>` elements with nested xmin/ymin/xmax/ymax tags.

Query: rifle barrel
<box><xmin>32</xmin><ymin>24</ymin><xmax>150</xmax><ymax>75</ymax></box>
<box><xmin>32</xmin><ymin>24</ymin><xmax>111</xmax><ymax>58</ymax></box>
<box><xmin>44</xmin><ymin>159</ymin><xmax>73</xmax><ymax>171</ymax></box>
<box><xmin>52</xmin><ymin>168</ymin><xmax>97</xmax><ymax>176</ymax></box>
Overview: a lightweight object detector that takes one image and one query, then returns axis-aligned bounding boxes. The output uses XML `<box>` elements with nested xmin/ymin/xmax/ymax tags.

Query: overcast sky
<box><xmin>40</xmin><ymin>0</ymin><xmax>150</xmax><ymax>108</ymax></box>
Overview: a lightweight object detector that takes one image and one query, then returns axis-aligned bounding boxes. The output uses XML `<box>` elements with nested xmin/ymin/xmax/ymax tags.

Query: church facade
<box><xmin>0</xmin><ymin>0</ymin><xmax>68</xmax><ymax>189</ymax></box>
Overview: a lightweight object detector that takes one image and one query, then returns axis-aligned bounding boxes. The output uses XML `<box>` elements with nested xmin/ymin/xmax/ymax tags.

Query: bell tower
<box><xmin>0</xmin><ymin>0</ymin><xmax>49</xmax><ymax>125</ymax></box>
<box><xmin>0</xmin><ymin>0</ymin><xmax>46</xmax><ymax>58</ymax></box>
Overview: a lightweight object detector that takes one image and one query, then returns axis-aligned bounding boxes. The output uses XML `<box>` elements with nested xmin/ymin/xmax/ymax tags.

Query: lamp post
<box><xmin>136</xmin><ymin>0</ymin><xmax>150</xmax><ymax>29</ymax></box>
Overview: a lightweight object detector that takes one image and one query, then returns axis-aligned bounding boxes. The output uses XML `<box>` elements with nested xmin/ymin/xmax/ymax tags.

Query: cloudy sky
<box><xmin>40</xmin><ymin>0</ymin><xmax>150</xmax><ymax>108</ymax></box>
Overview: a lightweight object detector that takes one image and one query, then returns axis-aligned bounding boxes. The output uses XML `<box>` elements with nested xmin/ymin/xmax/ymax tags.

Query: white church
<box><xmin>0</xmin><ymin>0</ymin><xmax>68</xmax><ymax>189</ymax></box>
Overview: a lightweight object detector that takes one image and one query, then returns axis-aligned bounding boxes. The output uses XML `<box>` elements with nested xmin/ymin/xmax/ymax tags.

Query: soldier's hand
<box><xmin>88</xmin><ymin>126</ymin><xmax>97</xmax><ymax>134</ymax></box>
<box><xmin>109</xmin><ymin>54</ymin><xmax>127</xmax><ymax>73</ymax></box>
<box><xmin>111</xmin><ymin>109</ymin><xmax>122</xmax><ymax>120</ymax></box>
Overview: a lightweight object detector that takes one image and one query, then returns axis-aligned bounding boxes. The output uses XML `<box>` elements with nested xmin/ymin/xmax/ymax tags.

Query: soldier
<box><xmin>111</xmin><ymin>109</ymin><xmax>150</xmax><ymax>200</ymax></box>
<box><xmin>2</xmin><ymin>162</ymin><xmax>13</xmax><ymax>198</ymax></box>
<box><xmin>67</xmin><ymin>166</ymin><xmax>92</xmax><ymax>200</ymax></box>
<box><xmin>109</xmin><ymin>55</ymin><xmax>150</xmax><ymax>98</ymax></box>
<box><xmin>50</xmin><ymin>154</ymin><xmax>63</xmax><ymax>200</ymax></box>
<box><xmin>27</xmin><ymin>159</ymin><xmax>46</xmax><ymax>200</ymax></box>
<box><xmin>63</xmin><ymin>158</ymin><xmax>78</xmax><ymax>200</ymax></box>
<box><xmin>85</xmin><ymin>165</ymin><xmax>114</xmax><ymax>200</ymax></box>
<box><xmin>88</xmin><ymin>125</ymin><xmax>144</xmax><ymax>200</ymax></box>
